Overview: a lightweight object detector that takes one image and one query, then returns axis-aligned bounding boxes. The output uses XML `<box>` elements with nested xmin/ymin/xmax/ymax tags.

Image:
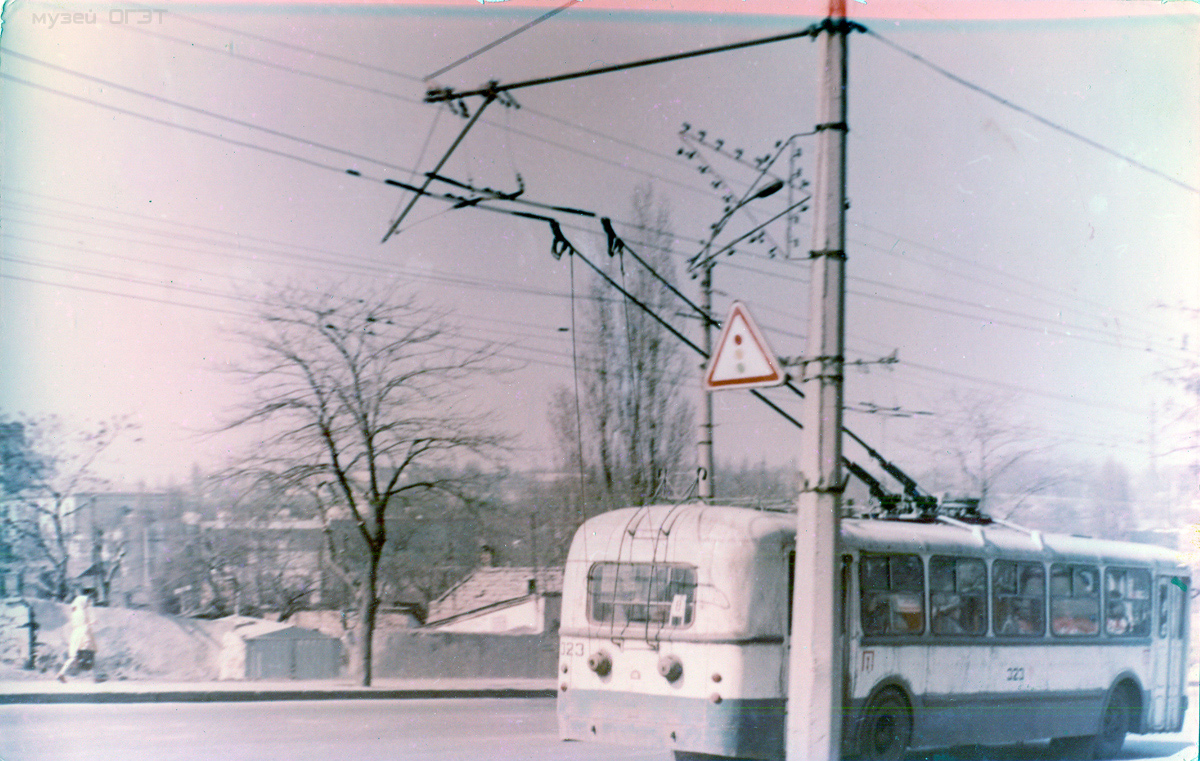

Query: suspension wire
<box><xmin>863</xmin><ymin>28</ymin><xmax>1199</xmax><ymax>196</ymax></box>
<box><xmin>603</xmin><ymin>218</ymin><xmax>710</xmax><ymax>325</ymax></box>
<box><xmin>424</xmin><ymin>0</ymin><xmax>581</xmax><ymax>82</ymax></box>
<box><xmin>381</xmin><ymin>91</ymin><xmax>497</xmax><ymax>243</ymax></box>
<box><xmin>425</xmin><ymin>20</ymin><xmax>864</xmax><ymax>103</ymax></box>
<box><xmin>388</xmin><ymin>106</ymin><xmax>444</xmax><ymax>223</ymax></box>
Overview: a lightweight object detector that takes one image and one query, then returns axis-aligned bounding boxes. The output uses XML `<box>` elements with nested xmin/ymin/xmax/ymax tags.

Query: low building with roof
<box><xmin>423</xmin><ymin>565</ymin><xmax>563</xmax><ymax>635</ymax></box>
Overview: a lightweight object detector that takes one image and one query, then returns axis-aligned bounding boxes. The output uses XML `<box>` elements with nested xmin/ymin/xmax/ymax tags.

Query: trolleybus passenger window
<box><xmin>930</xmin><ymin>556</ymin><xmax>986</xmax><ymax>635</ymax></box>
<box><xmin>1050</xmin><ymin>564</ymin><xmax>1100</xmax><ymax>636</ymax></box>
<box><xmin>1104</xmin><ymin>567</ymin><xmax>1151</xmax><ymax>637</ymax></box>
<box><xmin>586</xmin><ymin>562</ymin><xmax>696</xmax><ymax>627</ymax></box>
<box><xmin>860</xmin><ymin>554</ymin><xmax>924</xmax><ymax>635</ymax></box>
<box><xmin>993</xmin><ymin>560</ymin><xmax>1045</xmax><ymax>636</ymax></box>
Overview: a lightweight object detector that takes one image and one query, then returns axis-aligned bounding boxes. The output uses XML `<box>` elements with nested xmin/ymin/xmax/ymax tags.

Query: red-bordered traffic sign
<box><xmin>704</xmin><ymin>301</ymin><xmax>785</xmax><ymax>390</ymax></box>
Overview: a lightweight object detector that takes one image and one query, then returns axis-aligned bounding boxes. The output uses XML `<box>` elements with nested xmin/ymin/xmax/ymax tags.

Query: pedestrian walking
<box><xmin>56</xmin><ymin>593</ymin><xmax>97</xmax><ymax>682</ymax></box>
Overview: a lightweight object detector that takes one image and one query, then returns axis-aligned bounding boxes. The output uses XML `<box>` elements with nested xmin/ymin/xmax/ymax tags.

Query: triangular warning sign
<box><xmin>704</xmin><ymin>301</ymin><xmax>785</xmax><ymax>390</ymax></box>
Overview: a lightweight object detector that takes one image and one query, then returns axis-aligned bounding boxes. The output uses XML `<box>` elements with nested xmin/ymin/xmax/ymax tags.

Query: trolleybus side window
<box><xmin>930</xmin><ymin>556</ymin><xmax>987</xmax><ymax>636</ymax></box>
<box><xmin>993</xmin><ymin>560</ymin><xmax>1045</xmax><ymax>636</ymax></box>
<box><xmin>1104</xmin><ymin>567</ymin><xmax>1151</xmax><ymax>637</ymax></box>
<box><xmin>860</xmin><ymin>554</ymin><xmax>924</xmax><ymax>635</ymax></box>
<box><xmin>586</xmin><ymin>562</ymin><xmax>697</xmax><ymax>627</ymax></box>
<box><xmin>1050</xmin><ymin>563</ymin><xmax>1100</xmax><ymax>636</ymax></box>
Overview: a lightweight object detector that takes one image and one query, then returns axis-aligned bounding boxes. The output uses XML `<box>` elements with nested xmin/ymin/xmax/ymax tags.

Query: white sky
<box><xmin>1</xmin><ymin>0</ymin><xmax>1197</xmax><ymax>489</ymax></box>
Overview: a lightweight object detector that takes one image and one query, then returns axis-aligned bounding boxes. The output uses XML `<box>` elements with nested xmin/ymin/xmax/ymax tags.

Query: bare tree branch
<box><xmin>219</xmin><ymin>282</ymin><xmax>507</xmax><ymax>685</ymax></box>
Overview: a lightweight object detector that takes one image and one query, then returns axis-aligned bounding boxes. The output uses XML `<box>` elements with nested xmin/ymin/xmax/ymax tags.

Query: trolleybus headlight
<box><xmin>587</xmin><ymin>650</ymin><xmax>612</xmax><ymax>677</ymax></box>
<box><xmin>658</xmin><ymin>654</ymin><xmax>683</xmax><ymax>683</ymax></box>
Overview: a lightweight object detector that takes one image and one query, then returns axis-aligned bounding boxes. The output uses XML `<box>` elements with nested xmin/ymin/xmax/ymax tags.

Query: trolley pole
<box><xmin>787</xmin><ymin>0</ymin><xmax>848</xmax><ymax>759</ymax></box>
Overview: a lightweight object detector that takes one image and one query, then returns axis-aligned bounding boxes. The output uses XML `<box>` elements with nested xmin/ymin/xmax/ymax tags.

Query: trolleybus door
<box><xmin>1151</xmin><ymin>576</ymin><xmax>1187</xmax><ymax>730</ymax></box>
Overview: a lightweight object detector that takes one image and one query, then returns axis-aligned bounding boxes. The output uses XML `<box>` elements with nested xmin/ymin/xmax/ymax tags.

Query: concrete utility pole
<box><xmin>696</xmin><ymin>179</ymin><xmax>784</xmax><ymax>504</ymax></box>
<box><xmin>698</xmin><ymin>263</ymin><xmax>716</xmax><ymax>503</ymax></box>
<box><xmin>787</xmin><ymin>0</ymin><xmax>848</xmax><ymax>759</ymax></box>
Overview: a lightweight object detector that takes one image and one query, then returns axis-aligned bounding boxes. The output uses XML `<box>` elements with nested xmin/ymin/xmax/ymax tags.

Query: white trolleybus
<box><xmin>556</xmin><ymin>503</ymin><xmax>1190</xmax><ymax>760</ymax></box>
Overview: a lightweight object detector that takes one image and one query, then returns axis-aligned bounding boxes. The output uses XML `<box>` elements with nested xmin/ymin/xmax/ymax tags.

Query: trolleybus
<box><xmin>556</xmin><ymin>503</ymin><xmax>1190</xmax><ymax>760</ymax></box>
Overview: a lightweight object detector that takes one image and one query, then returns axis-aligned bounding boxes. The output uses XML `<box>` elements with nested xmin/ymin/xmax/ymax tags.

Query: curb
<box><xmin>0</xmin><ymin>686</ymin><xmax>558</xmax><ymax>705</ymax></box>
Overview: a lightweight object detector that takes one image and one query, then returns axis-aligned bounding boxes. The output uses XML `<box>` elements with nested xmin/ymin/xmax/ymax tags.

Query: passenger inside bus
<box><xmin>930</xmin><ymin>557</ymin><xmax>986</xmax><ymax>635</ymax></box>
<box><xmin>1051</xmin><ymin>564</ymin><xmax>1100</xmax><ymax>636</ymax></box>
<box><xmin>993</xmin><ymin>560</ymin><xmax>1045</xmax><ymax>636</ymax></box>
<box><xmin>997</xmin><ymin>598</ymin><xmax>1042</xmax><ymax>635</ymax></box>
<box><xmin>1106</xmin><ymin>601</ymin><xmax>1131</xmax><ymax>635</ymax></box>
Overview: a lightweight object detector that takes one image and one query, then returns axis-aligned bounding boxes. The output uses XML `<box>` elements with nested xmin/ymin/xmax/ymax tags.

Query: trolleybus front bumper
<box><xmin>558</xmin><ymin>688</ymin><xmax>785</xmax><ymax>760</ymax></box>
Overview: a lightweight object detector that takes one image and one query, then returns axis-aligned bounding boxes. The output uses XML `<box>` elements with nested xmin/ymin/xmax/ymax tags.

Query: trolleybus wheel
<box><xmin>859</xmin><ymin>689</ymin><xmax>912</xmax><ymax>761</ymax></box>
<box><xmin>1049</xmin><ymin>687</ymin><xmax>1132</xmax><ymax>760</ymax></box>
<box><xmin>1093</xmin><ymin>687</ymin><xmax>1131</xmax><ymax>759</ymax></box>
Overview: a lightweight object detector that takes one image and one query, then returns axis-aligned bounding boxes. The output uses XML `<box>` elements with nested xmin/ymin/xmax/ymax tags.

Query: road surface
<box><xmin>0</xmin><ymin>696</ymin><xmax>1194</xmax><ymax>761</ymax></box>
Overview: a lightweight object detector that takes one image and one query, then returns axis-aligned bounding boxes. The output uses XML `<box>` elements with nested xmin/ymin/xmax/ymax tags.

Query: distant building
<box><xmin>3</xmin><ymin>483</ymin><xmax>491</xmax><ymax>621</ymax></box>
<box><xmin>71</xmin><ymin>491</ymin><xmax>185</xmax><ymax>608</ymax></box>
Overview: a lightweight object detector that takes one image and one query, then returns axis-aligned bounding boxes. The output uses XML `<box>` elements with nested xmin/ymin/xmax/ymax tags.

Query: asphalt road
<box><xmin>0</xmin><ymin>697</ymin><xmax>1194</xmax><ymax>761</ymax></box>
<box><xmin>0</xmin><ymin>698</ymin><xmax>663</xmax><ymax>761</ymax></box>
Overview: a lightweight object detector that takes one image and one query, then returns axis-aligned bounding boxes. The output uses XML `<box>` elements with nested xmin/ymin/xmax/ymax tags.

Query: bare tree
<box><xmin>1088</xmin><ymin>458</ymin><xmax>1135</xmax><ymax>540</ymax></box>
<box><xmin>0</xmin><ymin>415</ymin><xmax>136</xmax><ymax>601</ymax></box>
<box><xmin>550</xmin><ymin>186</ymin><xmax>694</xmax><ymax>512</ymax></box>
<box><xmin>222</xmin><ymin>284</ymin><xmax>505</xmax><ymax>685</ymax></box>
<box><xmin>915</xmin><ymin>390</ymin><xmax>1061</xmax><ymax>519</ymax></box>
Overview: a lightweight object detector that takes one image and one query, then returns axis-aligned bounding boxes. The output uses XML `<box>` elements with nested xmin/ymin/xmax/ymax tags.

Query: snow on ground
<box><xmin>1</xmin><ymin>599</ymin><xmax>265</xmax><ymax>682</ymax></box>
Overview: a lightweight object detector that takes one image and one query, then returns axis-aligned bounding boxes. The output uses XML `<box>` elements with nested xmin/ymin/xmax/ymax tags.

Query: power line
<box><xmin>425</xmin><ymin>20</ymin><xmax>864</xmax><ymax>102</ymax></box>
<box><xmin>153</xmin><ymin>7</ymin><xmax>424</xmax><ymax>84</ymax></box>
<box><xmin>0</xmin><ymin>205</ymin><xmax>582</xmax><ymax>306</ymax></box>
<box><xmin>0</xmin><ymin>73</ymin><xmax>346</xmax><ymax>176</ymax></box>
<box><xmin>0</xmin><ymin>48</ymin><xmax>419</xmax><ymax>176</ymax></box>
<box><xmin>0</xmin><ymin>254</ymin><xmax>588</xmax><ymax>376</ymax></box>
<box><xmin>154</xmin><ymin>2</ymin><xmax>776</xmax><ymax>198</ymax></box>
<box><xmin>424</xmin><ymin>0</ymin><xmax>580</xmax><ymax>82</ymax></box>
<box><xmin>863</xmin><ymin>28</ymin><xmax>1199</xmax><ymax>195</ymax></box>
<box><xmin>848</xmin><ymin>220</ymin><xmax>1181</xmax><ymax>342</ymax></box>
<box><xmin>4</xmin><ymin>226</ymin><xmax>1155</xmax><ymax>457</ymax></box>
<box><xmin>0</xmin><ymin>272</ymin><xmax>247</xmax><ymax>317</ymax></box>
<box><xmin>116</xmin><ymin>23</ymin><xmax>420</xmax><ymax>106</ymax></box>
<box><xmin>106</xmin><ymin>18</ymin><xmax>723</xmax><ymax>202</ymax></box>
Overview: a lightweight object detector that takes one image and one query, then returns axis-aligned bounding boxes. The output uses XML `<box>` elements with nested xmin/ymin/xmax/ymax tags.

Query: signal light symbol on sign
<box><xmin>704</xmin><ymin>302</ymin><xmax>785</xmax><ymax>390</ymax></box>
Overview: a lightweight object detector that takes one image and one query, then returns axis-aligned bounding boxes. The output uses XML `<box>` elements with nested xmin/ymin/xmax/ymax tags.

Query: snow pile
<box><xmin>0</xmin><ymin>599</ymin><xmax>276</xmax><ymax>682</ymax></box>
